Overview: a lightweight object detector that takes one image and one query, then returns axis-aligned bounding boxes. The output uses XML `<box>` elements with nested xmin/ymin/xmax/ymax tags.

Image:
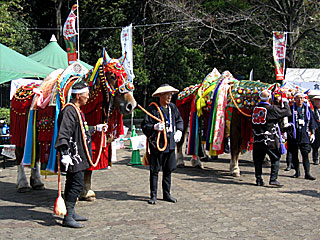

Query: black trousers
<box><xmin>64</xmin><ymin>170</ymin><xmax>84</xmax><ymax>203</ymax></box>
<box><xmin>149</xmin><ymin>150</ymin><xmax>176</xmax><ymax>198</ymax></box>
<box><xmin>311</xmin><ymin>130</ymin><xmax>320</xmax><ymax>163</ymax></box>
<box><xmin>288</xmin><ymin>141</ymin><xmax>311</xmax><ymax>175</ymax></box>
<box><xmin>252</xmin><ymin>143</ymin><xmax>281</xmax><ymax>181</ymax></box>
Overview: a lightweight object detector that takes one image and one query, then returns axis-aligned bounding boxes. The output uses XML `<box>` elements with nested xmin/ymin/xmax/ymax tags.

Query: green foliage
<box><xmin>0</xmin><ymin>108</ymin><xmax>10</xmax><ymax>124</ymax></box>
<box><xmin>0</xmin><ymin>0</ymin><xmax>45</xmax><ymax>54</ymax></box>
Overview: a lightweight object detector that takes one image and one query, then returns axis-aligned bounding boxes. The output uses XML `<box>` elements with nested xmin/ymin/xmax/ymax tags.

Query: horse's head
<box><xmin>101</xmin><ymin>49</ymin><xmax>136</xmax><ymax>115</ymax></box>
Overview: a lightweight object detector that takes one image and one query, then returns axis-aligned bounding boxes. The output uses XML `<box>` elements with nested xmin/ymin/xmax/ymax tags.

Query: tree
<box><xmin>0</xmin><ymin>0</ymin><xmax>45</xmax><ymax>54</ymax></box>
<box><xmin>152</xmin><ymin>0</ymin><xmax>320</xmax><ymax>80</ymax></box>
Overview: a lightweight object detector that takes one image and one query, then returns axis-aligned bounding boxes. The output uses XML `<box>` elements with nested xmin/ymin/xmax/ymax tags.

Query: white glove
<box><xmin>154</xmin><ymin>122</ymin><xmax>165</xmax><ymax>131</ymax></box>
<box><xmin>61</xmin><ymin>155</ymin><xmax>73</xmax><ymax>171</ymax></box>
<box><xmin>283</xmin><ymin>122</ymin><xmax>291</xmax><ymax>128</ymax></box>
<box><xmin>310</xmin><ymin>134</ymin><xmax>315</xmax><ymax>144</ymax></box>
<box><xmin>96</xmin><ymin>124</ymin><xmax>108</xmax><ymax>132</ymax></box>
<box><xmin>174</xmin><ymin>130</ymin><xmax>182</xmax><ymax>143</ymax></box>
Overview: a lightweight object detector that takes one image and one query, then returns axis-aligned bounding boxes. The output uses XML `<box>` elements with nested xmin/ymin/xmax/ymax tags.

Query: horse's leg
<box><xmin>230</xmin><ymin>111</ymin><xmax>241</xmax><ymax>177</ymax></box>
<box><xmin>79</xmin><ymin>170</ymin><xmax>96</xmax><ymax>201</ymax></box>
<box><xmin>176</xmin><ymin>131</ymin><xmax>186</xmax><ymax>167</ymax></box>
<box><xmin>190</xmin><ymin>155</ymin><xmax>203</xmax><ymax>168</ymax></box>
<box><xmin>30</xmin><ymin>161</ymin><xmax>45</xmax><ymax>190</ymax></box>
<box><xmin>15</xmin><ymin>146</ymin><xmax>31</xmax><ymax>192</ymax></box>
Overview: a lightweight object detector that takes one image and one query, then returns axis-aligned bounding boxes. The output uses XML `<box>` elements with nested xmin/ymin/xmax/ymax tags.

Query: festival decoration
<box><xmin>273</xmin><ymin>31</ymin><xmax>287</xmax><ymax>81</ymax></box>
<box><xmin>63</xmin><ymin>4</ymin><xmax>78</xmax><ymax>65</ymax></box>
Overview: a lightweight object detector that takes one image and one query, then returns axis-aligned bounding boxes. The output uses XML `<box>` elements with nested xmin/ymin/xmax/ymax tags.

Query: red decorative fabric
<box><xmin>240</xmin><ymin>108</ymin><xmax>253</xmax><ymax>152</ymax></box>
<box><xmin>37</xmin><ymin>106</ymin><xmax>55</xmax><ymax>163</ymax></box>
<box><xmin>10</xmin><ymin>95</ymin><xmax>34</xmax><ymax>147</ymax></box>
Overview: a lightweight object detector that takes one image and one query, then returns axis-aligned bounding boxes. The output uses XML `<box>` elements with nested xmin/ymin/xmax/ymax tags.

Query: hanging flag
<box><xmin>63</xmin><ymin>4</ymin><xmax>78</xmax><ymax>65</ymax></box>
<box><xmin>273</xmin><ymin>31</ymin><xmax>287</xmax><ymax>81</ymax></box>
<box><xmin>120</xmin><ymin>24</ymin><xmax>135</xmax><ymax>82</ymax></box>
<box><xmin>249</xmin><ymin>69</ymin><xmax>253</xmax><ymax>80</ymax></box>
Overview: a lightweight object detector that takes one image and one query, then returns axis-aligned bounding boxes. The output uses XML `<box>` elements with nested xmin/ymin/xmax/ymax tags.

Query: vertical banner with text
<box><xmin>120</xmin><ymin>24</ymin><xmax>135</xmax><ymax>82</ymax></box>
<box><xmin>63</xmin><ymin>4</ymin><xmax>78</xmax><ymax>65</ymax></box>
<box><xmin>273</xmin><ymin>31</ymin><xmax>287</xmax><ymax>81</ymax></box>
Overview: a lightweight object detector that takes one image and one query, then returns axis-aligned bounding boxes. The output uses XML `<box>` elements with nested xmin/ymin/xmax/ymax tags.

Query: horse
<box><xmin>10</xmin><ymin>49</ymin><xmax>136</xmax><ymax>197</ymax></box>
<box><xmin>176</xmin><ymin>69</ymin><xmax>297</xmax><ymax>177</ymax></box>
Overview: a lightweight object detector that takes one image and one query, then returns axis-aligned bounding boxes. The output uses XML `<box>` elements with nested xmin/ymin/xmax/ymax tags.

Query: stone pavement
<box><xmin>0</xmin><ymin>142</ymin><xmax>320</xmax><ymax>240</ymax></box>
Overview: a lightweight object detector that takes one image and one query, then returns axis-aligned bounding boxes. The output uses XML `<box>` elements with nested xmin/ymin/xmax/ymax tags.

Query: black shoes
<box><xmin>163</xmin><ymin>195</ymin><xmax>177</xmax><ymax>203</ymax></box>
<box><xmin>269</xmin><ymin>180</ymin><xmax>283</xmax><ymax>187</ymax></box>
<box><xmin>148</xmin><ymin>197</ymin><xmax>157</xmax><ymax>204</ymax></box>
<box><xmin>63</xmin><ymin>216</ymin><xmax>84</xmax><ymax>228</ymax></box>
<box><xmin>305</xmin><ymin>175</ymin><xmax>316</xmax><ymax>180</ymax></box>
<box><xmin>284</xmin><ymin>166</ymin><xmax>291</xmax><ymax>171</ymax></box>
<box><xmin>73</xmin><ymin>213</ymin><xmax>88</xmax><ymax>221</ymax></box>
<box><xmin>256</xmin><ymin>178</ymin><xmax>264</xmax><ymax>186</ymax></box>
<box><xmin>292</xmin><ymin>172</ymin><xmax>301</xmax><ymax>178</ymax></box>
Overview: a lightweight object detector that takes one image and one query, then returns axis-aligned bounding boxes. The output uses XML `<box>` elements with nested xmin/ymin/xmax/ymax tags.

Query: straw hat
<box><xmin>152</xmin><ymin>84</ymin><xmax>179</xmax><ymax>97</ymax></box>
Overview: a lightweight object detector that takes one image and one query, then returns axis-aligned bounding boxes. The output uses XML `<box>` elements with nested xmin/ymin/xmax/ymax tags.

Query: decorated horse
<box><xmin>10</xmin><ymin>49</ymin><xmax>136</xmax><ymax>198</ymax></box>
<box><xmin>176</xmin><ymin>68</ymin><xmax>299</xmax><ymax>176</ymax></box>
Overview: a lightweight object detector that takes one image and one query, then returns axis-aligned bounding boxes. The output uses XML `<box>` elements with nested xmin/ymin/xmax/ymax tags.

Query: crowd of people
<box><xmin>54</xmin><ymin>82</ymin><xmax>319</xmax><ymax>228</ymax></box>
<box><xmin>252</xmin><ymin>90</ymin><xmax>319</xmax><ymax>187</ymax></box>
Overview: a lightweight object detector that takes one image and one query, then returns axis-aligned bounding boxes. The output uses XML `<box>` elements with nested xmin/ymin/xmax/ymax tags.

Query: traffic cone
<box><xmin>129</xmin><ymin>125</ymin><xmax>142</xmax><ymax>165</ymax></box>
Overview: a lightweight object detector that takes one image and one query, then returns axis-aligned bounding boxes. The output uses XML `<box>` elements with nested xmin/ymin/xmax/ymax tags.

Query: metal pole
<box><xmin>77</xmin><ymin>0</ymin><xmax>80</xmax><ymax>61</ymax></box>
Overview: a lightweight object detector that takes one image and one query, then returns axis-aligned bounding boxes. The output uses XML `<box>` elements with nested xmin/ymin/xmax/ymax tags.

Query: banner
<box><xmin>120</xmin><ymin>24</ymin><xmax>135</xmax><ymax>82</ymax></box>
<box><xmin>273</xmin><ymin>31</ymin><xmax>287</xmax><ymax>81</ymax></box>
<box><xmin>63</xmin><ymin>4</ymin><xmax>78</xmax><ymax>65</ymax></box>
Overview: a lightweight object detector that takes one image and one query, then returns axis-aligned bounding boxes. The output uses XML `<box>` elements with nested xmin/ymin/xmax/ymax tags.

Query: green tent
<box><xmin>0</xmin><ymin>43</ymin><xmax>54</xmax><ymax>84</ymax></box>
<box><xmin>28</xmin><ymin>35</ymin><xmax>93</xmax><ymax>70</ymax></box>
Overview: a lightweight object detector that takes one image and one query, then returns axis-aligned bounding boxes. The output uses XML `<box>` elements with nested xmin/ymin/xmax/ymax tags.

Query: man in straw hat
<box><xmin>311</xmin><ymin>95</ymin><xmax>320</xmax><ymax>165</ymax></box>
<box><xmin>141</xmin><ymin>84</ymin><xmax>183</xmax><ymax>204</ymax></box>
<box><xmin>286</xmin><ymin>91</ymin><xmax>316</xmax><ymax>180</ymax></box>
<box><xmin>252</xmin><ymin>90</ymin><xmax>291</xmax><ymax>187</ymax></box>
<box><xmin>55</xmin><ymin>82</ymin><xmax>107</xmax><ymax>228</ymax></box>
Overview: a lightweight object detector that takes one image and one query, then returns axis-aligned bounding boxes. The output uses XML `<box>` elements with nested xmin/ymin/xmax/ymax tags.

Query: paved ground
<box><xmin>0</xmin><ymin>140</ymin><xmax>320</xmax><ymax>240</ymax></box>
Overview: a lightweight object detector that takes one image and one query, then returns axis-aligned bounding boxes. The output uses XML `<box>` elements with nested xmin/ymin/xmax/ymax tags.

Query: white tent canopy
<box><xmin>285</xmin><ymin>68</ymin><xmax>320</xmax><ymax>96</ymax></box>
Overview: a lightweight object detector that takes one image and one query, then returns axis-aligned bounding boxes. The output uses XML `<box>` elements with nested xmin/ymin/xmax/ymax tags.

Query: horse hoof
<box><xmin>32</xmin><ymin>184</ymin><xmax>45</xmax><ymax>190</ymax></box>
<box><xmin>18</xmin><ymin>187</ymin><xmax>31</xmax><ymax>193</ymax></box>
<box><xmin>232</xmin><ymin>172</ymin><xmax>240</xmax><ymax>177</ymax></box>
<box><xmin>177</xmin><ymin>163</ymin><xmax>185</xmax><ymax>168</ymax></box>
<box><xmin>79</xmin><ymin>196</ymin><xmax>96</xmax><ymax>202</ymax></box>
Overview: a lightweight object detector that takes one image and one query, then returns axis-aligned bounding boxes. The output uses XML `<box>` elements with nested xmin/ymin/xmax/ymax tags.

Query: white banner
<box><xmin>120</xmin><ymin>24</ymin><xmax>135</xmax><ymax>82</ymax></box>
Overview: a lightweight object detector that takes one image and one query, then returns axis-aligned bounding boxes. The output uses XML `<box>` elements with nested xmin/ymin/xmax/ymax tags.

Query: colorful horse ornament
<box><xmin>10</xmin><ymin>49</ymin><xmax>136</xmax><ymax>196</ymax></box>
<box><xmin>176</xmin><ymin>68</ymin><xmax>298</xmax><ymax>177</ymax></box>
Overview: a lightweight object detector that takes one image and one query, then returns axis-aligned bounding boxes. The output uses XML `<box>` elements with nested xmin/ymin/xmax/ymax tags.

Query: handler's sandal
<box><xmin>73</xmin><ymin>213</ymin><xmax>88</xmax><ymax>221</ymax></box>
<box><xmin>148</xmin><ymin>197</ymin><xmax>157</xmax><ymax>204</ymax></box>
<box><xmin>269</xmin><ymin>180</ymin><xmax>283</xmax><ymax>187</ymax></box>
<box><xmin>163</xmin><ymin>195</ymin><xmax>177</xmax><ymax>203</ymax></box>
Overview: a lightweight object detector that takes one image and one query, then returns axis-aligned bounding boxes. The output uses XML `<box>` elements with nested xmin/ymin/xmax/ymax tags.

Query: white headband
<box><xmin>71</xmin><ymin>87</ymin><xmax>89</xmax><ymax>94</ymax></box>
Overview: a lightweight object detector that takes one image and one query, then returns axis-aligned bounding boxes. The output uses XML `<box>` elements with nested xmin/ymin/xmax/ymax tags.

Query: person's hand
<box><xmin>174</xmin><ymin>130</ymin><xmax>182</xmax><ymax>142</ymax></box>
<box><xmin>61</xmin><ymin>155</ymin><xmax>73</xmax><ymax>171</ymax></box>
<box><xmin>310</xmin><ymin>134</ymin><xmax>315</xmax><ymax>144</ymax></box>
<box><xmin>154</xmin><ymin>122</ymin><xmax>165</xmax><ymax>131</ymax></box>
<box><xmin>283</xmin><ymin>122</ymin><xmax>291</xmax><ymax>128</ymax></box>
<box><xmin>96</xmin><ymin>124</ymin><xmax>108</xmax><ymax>132</ymax></box>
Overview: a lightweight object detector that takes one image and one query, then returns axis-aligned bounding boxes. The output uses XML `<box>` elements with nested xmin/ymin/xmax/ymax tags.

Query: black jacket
<box><xmin>55</xmin><ymin>104</ymin><xmax>95</xmax><ymax>172</ymax></box>
<box><xmin>252</xmin><ymin>101</ymin><xmax>291</xmax><ymax>149</ymax></box>
<box><xmin>287</xmin><ymin>103</ymin><xmax>316</xmax><ymax>144</ymax></box>
<box><xmin>141</xmin><ymin>102</ymin><xmax>183</xmax><ymax>153</ymax></box>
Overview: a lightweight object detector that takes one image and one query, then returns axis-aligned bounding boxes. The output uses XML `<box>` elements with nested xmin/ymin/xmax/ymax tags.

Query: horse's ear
<box><xmin>119</xmin><ymin>52</ymin><xmax>126</xmax><ymax>65</ymax></box>
<box><xmin>103</xmin><ymin>48</ymin><xmax>112</xmax><ymax>64</ymax></box>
